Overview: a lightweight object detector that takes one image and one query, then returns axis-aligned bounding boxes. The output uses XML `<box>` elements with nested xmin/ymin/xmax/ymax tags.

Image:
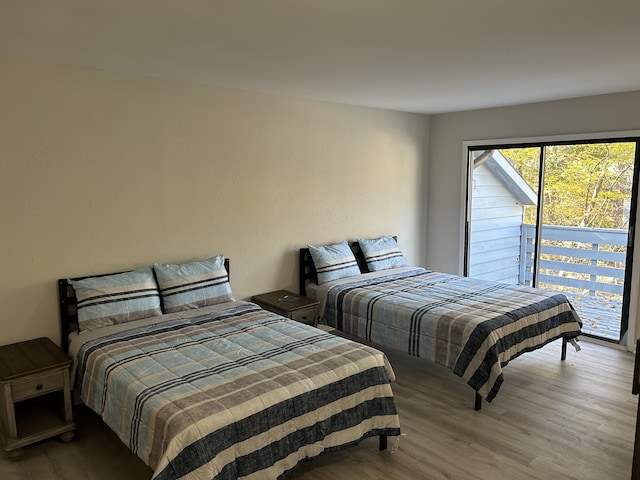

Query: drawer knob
<box><xmin>36</xmin><ymin>384</ymin><xmax>43</xmax><ymax>390</ymax></box>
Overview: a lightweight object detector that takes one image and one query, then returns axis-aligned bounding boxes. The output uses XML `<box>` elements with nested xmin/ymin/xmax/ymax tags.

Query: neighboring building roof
<box><xmin>474</xmin><ymin>150</ymin><xmax>537</xmax><ymax>205</ymax></box>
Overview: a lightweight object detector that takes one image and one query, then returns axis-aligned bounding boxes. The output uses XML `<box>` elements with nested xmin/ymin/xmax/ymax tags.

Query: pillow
<box><xmin>307</xmin><ymin>241</ymin><xmax>361</xmax><ymax>285</ymax></box>
<box><xmin>69</xmin><ymin>267</ymin><xmax>162</xmax><ymax>333</ymax></box>
<box><xmin>358</xmin><ymin>236</ymin><xmax>408</xmax><ymax>271</ymax></box>
<box><xmin>153</xmin><ymin>255</ymin><xmax>234</xmax><ymax>313</ymax></box>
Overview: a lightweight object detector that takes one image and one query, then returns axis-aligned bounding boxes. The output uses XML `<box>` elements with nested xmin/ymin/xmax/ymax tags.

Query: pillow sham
<box><xmin>153</xmin><ymin>254</ymin><xmax>234</xmax><ymax>313</ymax></box>
<box><xmin>358</xmin><ymin>236</ymin><xmax>408</xmax><ymax>271</ymax></box>
<box><xmin>308</xmin><ymin>240</ymin><xmax>361</xmax><ymax>285</ymax></box>
<box><xmin>69</xmin><ymin>267</ymin><xmax>162</xmax><ymax>333</ymax></box>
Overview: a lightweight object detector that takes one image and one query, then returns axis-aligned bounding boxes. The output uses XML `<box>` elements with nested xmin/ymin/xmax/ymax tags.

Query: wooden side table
<box><xmin>0</xmin><ymin>337</ymin><xmax>76</xmax><ymax>458</ymax></box>
<box><xmin>252</xmin><ymin>290</ymin><xmax>320</xmax><ymax>326</ymax></box>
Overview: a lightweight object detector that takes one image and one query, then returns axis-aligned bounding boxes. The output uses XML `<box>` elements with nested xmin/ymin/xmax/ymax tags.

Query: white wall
<box><xmin>428</xmin><ymin>90</ymin><xmax>640</xmax><ymax>349</ymax></box>
<box><xmin>0</xmin><ymin>57</ymin><xmax>429</xmax><ymax>346</ymax></box>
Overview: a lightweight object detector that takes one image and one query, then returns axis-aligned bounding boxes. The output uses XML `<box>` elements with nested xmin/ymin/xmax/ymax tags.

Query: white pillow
<box><xmin>308</xmin><ymin>241</ymin><xmax>361</xmax><ymax>284</ymax></box>
<box><xmin>358</xmin><ymin>236</ymin><xmax>408</xmax><ymax>271</ymax></box>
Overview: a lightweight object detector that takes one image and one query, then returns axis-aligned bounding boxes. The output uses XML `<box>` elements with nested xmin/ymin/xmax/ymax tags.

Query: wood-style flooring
<box><xmin>1</xmin><ymin>338</ymin><xmax>636</xmax><ymax>480</ymax></box>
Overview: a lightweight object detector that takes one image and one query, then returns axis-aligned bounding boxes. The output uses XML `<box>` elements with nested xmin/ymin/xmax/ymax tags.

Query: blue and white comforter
<box><xmin>321</xmin><ymin>268</ymin><xmax>582</xmax><ymax>402</ymax></box>
<box><xmin>69</xmin><ymin>301</ymin><xmax>400</xmax><ymax>479</ymax></box>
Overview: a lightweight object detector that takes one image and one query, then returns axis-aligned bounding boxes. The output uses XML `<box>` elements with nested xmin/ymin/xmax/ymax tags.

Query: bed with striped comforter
<box><xmin>69</xmin><ymin>301</ymin><xmax>400</xmax><ymax>480</ymax></box>
<box><xmin>321</xmin><ymin>267</ymin><xmax>583</xmax><ymax>402</ymax></box>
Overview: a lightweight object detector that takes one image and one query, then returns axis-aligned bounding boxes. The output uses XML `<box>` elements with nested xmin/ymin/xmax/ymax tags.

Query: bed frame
<box><xmin>299</xmin><ymin>242</ymin><xmax>572</xmax><ymax>411</ymax></box>
<box><xmin>58</xmin><ymin>258</ymin><xmax>389</xmax><ymax>451</ymax></box>
<box><xmin>57</xmin><ymin>258</ymin><xmax>230</xmax><ymax>353</ymax></box>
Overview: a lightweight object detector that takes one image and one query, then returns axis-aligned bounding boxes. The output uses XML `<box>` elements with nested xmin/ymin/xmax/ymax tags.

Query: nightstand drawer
<box><xmin>11</xmin><ymin>370</ymin><xmax>65</xmax><ymax>402</ymax></box>
<box><xmin>290</xmin><ymin>306</ymin><xmax>318</xmax><ymax>325</ymax></box>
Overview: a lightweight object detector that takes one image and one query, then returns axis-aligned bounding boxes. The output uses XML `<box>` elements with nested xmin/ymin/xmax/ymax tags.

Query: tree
<box><xmin>501</xmin><ymin>142</ymin><xmax>635</xmax><ymax>229</ymax></box>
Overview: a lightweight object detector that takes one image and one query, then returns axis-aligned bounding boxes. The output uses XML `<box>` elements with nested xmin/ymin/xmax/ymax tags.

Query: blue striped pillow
<box><xmin>308</xmin><ymin>241</ymin><xmax>361</xmax><ymax>285</ymax></box>
<box><xmin>70</xmin><ymin>267</ymin><xmax>162</xmax><ymax>332</ymax></box>
<box><xmin>153</xmin><ymin>255</ymin><xmax>234</xmax><ymax>313</ymax></box>
<box><xmin>358</xmin><ymin>236</ymin><xmax>408</xmax><ymax>271</ymax></box>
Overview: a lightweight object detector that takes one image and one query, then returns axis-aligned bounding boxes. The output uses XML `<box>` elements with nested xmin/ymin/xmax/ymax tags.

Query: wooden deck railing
<box><xmin>520</xmin><ymin>224</ymin><xmax>628</xmax><ymax>297</ymax></box>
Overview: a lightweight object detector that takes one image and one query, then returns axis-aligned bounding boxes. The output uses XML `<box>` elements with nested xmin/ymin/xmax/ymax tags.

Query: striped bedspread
<box><xmin>71</xmin><ymin>302</ymin><xmax>400</xmax><ymax>480</ymax></box>
<box><xmin>322</xmin><ymin>268</ymin><xmax>583</xmax><ymax>402</ymax></box>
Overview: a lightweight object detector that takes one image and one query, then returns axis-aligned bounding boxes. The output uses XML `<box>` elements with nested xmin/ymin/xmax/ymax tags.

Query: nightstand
<box><xmin>0</xmin><ymin>337</ymin><xmax>76</xmax><ymax>458</ymax></box>
<box><xmin>252</xmin><ymin>290</ymin><xmax>320</xmax><ymax>326</ymax></box>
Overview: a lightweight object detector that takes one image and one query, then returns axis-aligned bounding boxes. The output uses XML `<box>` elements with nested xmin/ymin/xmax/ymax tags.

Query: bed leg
<box><xmin>379</xmin><ymin>435</ymin><xmax>388</xmax><ymax>451</ymax></box>
<box><xmin>474</xmin><ymin>392</ymin><xmax>482</xmax><ymax>411</ymax></box>
<box><xmin>561</xmin><ymin>337</ymin><xmax>568</xmax><ymax>361</ymax></box>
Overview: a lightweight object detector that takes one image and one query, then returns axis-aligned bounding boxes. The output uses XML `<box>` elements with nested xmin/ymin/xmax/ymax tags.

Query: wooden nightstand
<box><xmin>0</xmin><ymin>337</ymin><xmax>76</xmax><ymax>458</ymax></box>
<box><xmin>252</xmin><ymin>290</ymin><xmax>320</xmax><ymax>326</ymax></box>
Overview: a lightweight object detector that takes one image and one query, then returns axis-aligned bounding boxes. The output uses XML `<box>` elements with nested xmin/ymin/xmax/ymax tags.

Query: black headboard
<box><xmin>298</xmin><ymin>248</ymin><xmax>316</xmax><ymax>297</ymax></box>
<box><xmin>299</xmin><ymin>239</ymin><xmax>396</xmax><ymax>296</ymax></box>
<box><xmin>58</xmin><ymin>258</ymin><xmax>230</xmax><ymax>352</ymax></box>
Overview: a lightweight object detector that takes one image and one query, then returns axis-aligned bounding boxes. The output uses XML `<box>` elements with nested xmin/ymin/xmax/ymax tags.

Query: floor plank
<box><xmin>1</xmin><ymin>338</ymin><xmax>635</xmax><ymax>480</ymax></box>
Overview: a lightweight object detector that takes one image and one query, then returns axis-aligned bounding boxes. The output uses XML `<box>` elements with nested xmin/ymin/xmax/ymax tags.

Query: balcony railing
<box><xmin>521</xmin><ymin>224</ymin><xmax>628</xmax><ymax>339</ymax></box>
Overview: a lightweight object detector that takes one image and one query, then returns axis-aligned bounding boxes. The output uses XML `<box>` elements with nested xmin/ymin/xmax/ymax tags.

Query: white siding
<box><xmin>469</xmin><ymin>163</ymin><xmax>525</xmax><ymax>283</ymax></box>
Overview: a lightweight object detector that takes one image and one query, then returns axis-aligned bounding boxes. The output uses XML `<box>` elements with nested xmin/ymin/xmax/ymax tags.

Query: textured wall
<box><xmin>0</xmin><ymin>57</ymin><xmax>429</xmax><ymax>346</ymax></box>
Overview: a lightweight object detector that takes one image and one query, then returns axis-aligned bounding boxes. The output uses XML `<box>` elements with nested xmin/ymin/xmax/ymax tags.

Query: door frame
<box><xmin>462</xmin><ymin>131</ymin><xmax>640</xmax><ymax>351</ymax></box>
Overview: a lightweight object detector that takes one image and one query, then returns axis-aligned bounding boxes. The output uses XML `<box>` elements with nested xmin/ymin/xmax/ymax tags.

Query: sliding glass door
<box><xmin>465</xmin><ymin>138</ymin><xmax>639</xmax><ymax>343</ymax></box>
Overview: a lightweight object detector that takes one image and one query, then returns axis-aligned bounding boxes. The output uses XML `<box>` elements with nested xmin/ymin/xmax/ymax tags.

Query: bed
<box><xmin>58</xmin><ymin>255</ymin><xmax>400</xmax><ymax>480</ymax></box>
<box><xmin>299</xmin><ymin>237</ymin><xmax>583</xmax><ymax>410</ymax></box>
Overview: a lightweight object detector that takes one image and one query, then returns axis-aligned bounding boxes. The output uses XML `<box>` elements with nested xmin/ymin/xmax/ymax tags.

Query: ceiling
<box><xmin>2</xmin><ymin>0</ymin><xmax>639</xmax><ymax>114</ymax></box>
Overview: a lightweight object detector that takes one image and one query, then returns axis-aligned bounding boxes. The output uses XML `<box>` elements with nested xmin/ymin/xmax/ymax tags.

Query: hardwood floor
<box><xmin>1</xmin><ymin>338</ymin><xmax>635</xmax><ymax>480</ymax></box>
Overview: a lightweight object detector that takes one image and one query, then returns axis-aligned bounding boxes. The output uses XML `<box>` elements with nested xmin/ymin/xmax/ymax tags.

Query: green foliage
<box><xmin>500</xmin><ymin>142</ymin><xmax>636</xmax><ymax>229</ymax></box>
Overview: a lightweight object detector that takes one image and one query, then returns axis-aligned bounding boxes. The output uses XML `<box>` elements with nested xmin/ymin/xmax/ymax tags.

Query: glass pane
<box><xmin>467</xmin><ymin>141</ymin><xmax>637</xmax><ymax>342</ymax></box>
<box><xmin>538</xmin><ymin>142</ymin><xmax>635</xmax><ymax>340</ymax></box>
<box><xmin>468</xmin><ymin>148</ymin><xmax>539</xmax><ymax>285</ymax></box>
